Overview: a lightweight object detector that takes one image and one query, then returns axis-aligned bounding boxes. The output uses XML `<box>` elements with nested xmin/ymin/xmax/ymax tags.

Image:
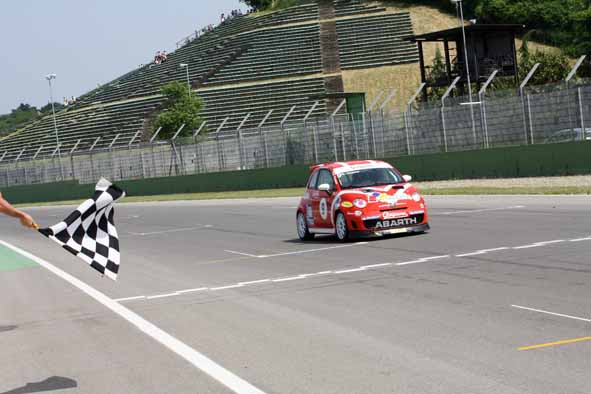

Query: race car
<box><xmin>296</xmin><ymin>160</ymin><xmax>430</xmax><ymax>241</ymax></box>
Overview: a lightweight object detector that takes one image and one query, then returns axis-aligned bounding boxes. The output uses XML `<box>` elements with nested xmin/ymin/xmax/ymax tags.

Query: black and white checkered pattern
<box><xmin>39</xmin><ymin>178</ymin><xmax>125</xmax><ymax>280</ymax></box>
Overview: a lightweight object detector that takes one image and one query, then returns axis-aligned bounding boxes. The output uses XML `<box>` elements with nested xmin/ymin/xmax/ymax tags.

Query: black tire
<box><xmin>297</xmin><ymin>212</ymin><xmax>314</xmax><ymax>241</ymax></box>
<box><xmin>335</xmin><ymin>212</ymin><xmax>350</xmax><ymax>242</ymax></box>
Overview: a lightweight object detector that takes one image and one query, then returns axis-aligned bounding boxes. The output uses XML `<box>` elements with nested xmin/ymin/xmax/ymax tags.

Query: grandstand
<box><xmin>0</xmin><ymin>0</ymin><xmax>419</xmax><ymax>162</ymax></box>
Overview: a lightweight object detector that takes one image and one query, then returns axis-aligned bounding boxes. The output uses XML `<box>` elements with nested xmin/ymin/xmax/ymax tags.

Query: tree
<box><xmin>520</xmin><ymin>50</ymin><xmax>570</xmax><ymax>85</ymax></box>
<box><xmin>153</xmin><ymin>81</ymin><xmax>204</xmax><ymax>140</ymax></box>
<box><xmin>239</xmin><ymin>0</ymin><xmax>273</xmax><ymax>11</ymax></box>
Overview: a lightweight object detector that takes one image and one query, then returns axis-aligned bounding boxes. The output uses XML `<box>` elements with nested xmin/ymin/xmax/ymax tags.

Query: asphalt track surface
<box><xmin>1</xmin><ymin>195</ymin><xmax>590</xmax><ymax>394</ymax></box>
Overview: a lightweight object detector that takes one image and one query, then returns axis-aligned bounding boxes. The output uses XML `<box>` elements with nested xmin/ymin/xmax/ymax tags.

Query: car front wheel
<box><xmin>335</xmin><ymin>212</ymin><xmax>350</xmax><ymax>242</ymax></box>
<box><xmin>297</xmin><ymin>212</ymin><xmax>314</xmax><ymax>241</ymax></box>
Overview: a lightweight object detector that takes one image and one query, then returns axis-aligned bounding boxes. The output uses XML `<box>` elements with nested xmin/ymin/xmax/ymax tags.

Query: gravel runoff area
<box><xmin>416</xmin><ymin>175</ymin><xmax>591</xmax><ymax>189</ymax></box>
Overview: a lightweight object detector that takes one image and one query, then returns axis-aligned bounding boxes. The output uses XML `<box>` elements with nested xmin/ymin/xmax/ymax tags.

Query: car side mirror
<box><xmin>403</xmin><ymin>175</ymin><xmax>412</xmax><ymax>182</ymax></box>
<box><xmin>318</xmin><ymin>183</ymin><xmax>332</xmax><ymax>193</ymax></box>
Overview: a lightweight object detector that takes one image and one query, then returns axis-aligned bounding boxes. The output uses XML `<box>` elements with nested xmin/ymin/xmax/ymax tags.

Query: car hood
<box><xmin>341</xmin><ymin>183</ymin><xmax>416</xmax><ymax>203</ymax></box>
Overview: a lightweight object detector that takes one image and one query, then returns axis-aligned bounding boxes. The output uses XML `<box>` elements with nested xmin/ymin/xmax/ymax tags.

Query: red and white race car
<box><xmin>296</xmin><ymin>160</ymin><xmax>430</xmax><ymax>241</ymax></box>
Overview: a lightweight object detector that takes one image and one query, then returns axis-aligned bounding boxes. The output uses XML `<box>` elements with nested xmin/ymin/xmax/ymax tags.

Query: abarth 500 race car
<box><xmin>296</xmin><ymin>160</ymin><xmax>430</xmax><ymax>241</ymax></box>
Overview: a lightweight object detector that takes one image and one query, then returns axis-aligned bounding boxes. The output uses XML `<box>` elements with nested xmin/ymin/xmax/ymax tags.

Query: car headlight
<box><xmin>353</xmin><ymin>198</ymin><xmax>367</xmax><ymax>208</ymax></box>
<box><xmin>411</xmin><ymin>192</ymin><xmax>422</xmax><ymax>202</ymax></box>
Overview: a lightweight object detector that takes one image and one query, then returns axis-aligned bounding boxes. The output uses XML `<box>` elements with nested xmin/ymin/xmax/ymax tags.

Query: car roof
<box><xmin>310</xmin><ymin>160</ymin><xmax>393</xmax><ymax>173</ymax></box>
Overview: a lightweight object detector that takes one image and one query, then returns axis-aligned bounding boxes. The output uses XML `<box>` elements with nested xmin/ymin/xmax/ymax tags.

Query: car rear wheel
<box><xmin>297</xmin><ymin>212</ymin><xmax>314</xmax><ymax>241</ymax></box>
<box><xmin>335</xmin><ymin>212</ymin><xmax>350</xmax><ymax>242</ymax></box>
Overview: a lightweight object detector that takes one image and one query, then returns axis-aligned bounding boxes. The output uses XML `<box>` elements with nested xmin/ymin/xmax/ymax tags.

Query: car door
<box><xmin>304</xmin><ymin>170</ymin><xmax>319</xmax><ymax>228</ymax></box>
<box><xmin>312</xmin><ymin>169</ymin><xmax>337</xmax><ymax>229</ymax></box>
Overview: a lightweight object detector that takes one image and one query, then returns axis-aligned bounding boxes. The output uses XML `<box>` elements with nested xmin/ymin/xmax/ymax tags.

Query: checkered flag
<box><xmin>39</xmin><ymin>178</ymin><xmax>125</xmax><ymax>280</ymax></box>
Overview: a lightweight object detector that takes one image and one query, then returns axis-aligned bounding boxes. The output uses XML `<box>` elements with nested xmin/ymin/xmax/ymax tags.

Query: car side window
<box><xmin>308</xmin><ymin>171</ymin><xmax>319</xmax><ymax>189</ymax></box>
<box><xmin>317</xmin><ymin>170</ymin><xmax>335</xmax><ymax>190</ymax></box>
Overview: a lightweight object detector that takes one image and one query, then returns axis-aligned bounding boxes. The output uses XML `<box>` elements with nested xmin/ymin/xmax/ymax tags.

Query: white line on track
<box><xmin>440</xmin><ymin>205</ymin><xmax>525</xmax><ymax>215</ymax></box>
<box><xmin>455</xmin><ymin>247</ymin><xmax>510</xmax><ymax>257</ymax></box>
<box><xmin>395</xmin><ymin>255</ymin><xmax>450</xmax><ymax>266</ymax></box>
<box><xmin>117</xmin><ymin>234</ymin><xmax>591</xmax><ymax>303</ymax></box>
<box><xmin>511</xmin><ymin>304</ymin><xmax>591</xmax><ymax>322</ymax></box>
<box><xmin>570</xmin><ymin>236</ymin><xmax>591</xmax><ymax>242</ymax></box>
<box><xmin>128</xmin><ymin>225</ymin><xmax>212</xmax><ymax>236</ymax></box>
<box><xmin>146</xmin><ymin>292</ymin><xmax>179</xmax><ymax>300</ymax></box>
<box><xmin>0</xmin><ymin>240</ymin><xmax>267</xmax><ymax>394</ymax></box>
<box><xmin>272</xmin><ymin>276</ymin><xmax>305</xmax><ymax>282</ymax></box>
<box><xmin>224</xmin><ymin>242</ymin><xmax>368</xmax><ymax>259</ymax></box>
<box><xmin>258</xmin><ymin>242</ymin><xmax>368</xmax><ymax>258</ymax></box>
<box><xmin>224</xmin><ymin>250</ymin><xmax>260</xmax><ymax>258</ymax></box>
<box><xmin>177</xmin><ymin>287</ymin><xmax>209</xmax><ymax>294</ymax></box>
<box><xmin>512</xmin><ymin>240</ymin><xmax>566</xmax><ymax>249</ymax></box>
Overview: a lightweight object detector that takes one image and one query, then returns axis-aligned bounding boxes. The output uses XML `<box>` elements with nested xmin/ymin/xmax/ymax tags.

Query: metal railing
<box><xmin>2</xmin><ymin>78</ymin><xmax>590</xmax><ymax>188</ymax></box>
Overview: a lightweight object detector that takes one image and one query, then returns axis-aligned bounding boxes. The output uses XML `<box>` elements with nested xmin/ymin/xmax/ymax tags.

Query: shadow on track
<box><xmin>0</xmin><ymin>377</ymin><xmax>77</xmax><ymax>394</ymax></box>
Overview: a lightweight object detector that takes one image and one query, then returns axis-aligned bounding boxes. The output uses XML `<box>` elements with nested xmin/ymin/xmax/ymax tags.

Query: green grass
<box><xmin>15</xmin><ymin>185</ymin><xmax>591</xmax><ymax>208</ymax></box>
<box><xmin>421</xmin><ymin>186</ymin><xmax>591</xmax><ymax>195</ymax></box>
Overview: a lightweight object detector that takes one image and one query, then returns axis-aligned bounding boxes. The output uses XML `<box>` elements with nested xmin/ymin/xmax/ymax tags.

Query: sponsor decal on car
<box><xmin>375</xmin><ymin>216</ymin><xmax>419</xmax><ymax>229</ymax></box>
<box><xmin>382</xmin><ymin>211</ymin><xmax>409</xmax><ymax>220</ymax></box>
<box><xmin>341</xmin><ymin>201</ymin><xmax>353</xmax><ymax>208</ymax></box>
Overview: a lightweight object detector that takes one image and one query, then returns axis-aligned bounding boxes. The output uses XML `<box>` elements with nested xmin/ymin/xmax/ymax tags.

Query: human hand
<box><xmin>19</xmin><ymin>212</ymin><xmax>36</xmax><ymax>229</ymax></box>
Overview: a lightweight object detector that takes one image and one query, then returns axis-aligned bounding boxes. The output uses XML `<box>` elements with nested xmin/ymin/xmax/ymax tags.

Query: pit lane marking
<box><xmin>440</xmin><ymin>205</ymin><xmax>525</xmax><ymax>215</ymax></box>
<box><xmin>116</xmin><ymin>234</ymin><xmax>591</xmax><ymax>303</ymax></box>
<box><xmin>224</xmin><ymin>242</ymin><xmax>368</xmax><ymax>259</ymax></box>
<box><xmin>518</xmin><ymin>336</ymin><xmax>591</xmax><ymax>351</ymax></box>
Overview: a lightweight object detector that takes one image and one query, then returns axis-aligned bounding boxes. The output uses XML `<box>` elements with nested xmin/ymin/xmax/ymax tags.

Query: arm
<box><xmin>0</xmin><ymin>192</ymin><xmax>36</xmax><ymax>229</ymax></box>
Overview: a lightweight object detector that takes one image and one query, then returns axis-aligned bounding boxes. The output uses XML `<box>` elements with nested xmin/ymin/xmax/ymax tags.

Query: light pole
<box><xmin>179</xmin><ymin>63</ymin><xmax>191</xmax><ymax>96</ymax></box>
<box><xmin>46</xmin><ymin>73</ymin><xmax>65</xmax><ymax>180</ymax></box>
<box><xmin>451</xmin><ymin>0</ymin><xmax>477</xmax><ymax>143</ymax></box>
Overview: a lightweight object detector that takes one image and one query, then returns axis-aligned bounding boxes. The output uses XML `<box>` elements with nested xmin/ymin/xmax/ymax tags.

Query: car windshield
<box><xmin>337</xmin><ymin>167</ymin><xmax>403</xmax><ymax>189</ymax></box>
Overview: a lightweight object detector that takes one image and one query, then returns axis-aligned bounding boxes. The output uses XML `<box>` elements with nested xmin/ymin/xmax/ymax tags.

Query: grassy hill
<box><xmin>342</xmin><ymin>0</ymin><xmax>571</xmax><ymax>113</ymax></box>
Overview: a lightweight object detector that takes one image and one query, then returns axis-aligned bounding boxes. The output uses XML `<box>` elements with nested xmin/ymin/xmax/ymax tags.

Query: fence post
<box><xmin>149</xmin><ymin>127</ymin><xmax>162</xmax><ymax>178</ymax></box>
<box><xmin>108</xmin><ymin>134</ymin><xmax>120</xmax><ymax>180</ymax></box>
<box><xmin>169</xmin><ymin>124</ymin><xmax>186</xmax><ymax>176</ymax></box>
<box><xmin>527</xmin><ymin>94</ymin><xmax>534</xmax><ymax>144</ymax></box>
<box><xmin>377</xmin><ymin>90</ymin><xmax>397</xmax><ymax>158</ymax></box>
<box><xmin>236</xmin><ymin>113</ymin><xmax>250</xmax><ymax>170</ymax></box>
<box><xmin>520</xmin><ymin>63</ymin><xmax>540</xmax><ymax>144</ymax></box>
<box><xmin>192</xmin><ymin>121</ymin><xmax>206</xmax><ymax>174</ymax></box>
<box><xmin>331</xmin><ymin>99</ymin><xmax>347</xmax><ymax>161</ymax></box>
<box><xmin>280</xmin><ymin>106</ymin><xmax>296</xmax><ymax>166</ymax></box>
<box><xmin>441</xmin><ymin>77</ymin><xmax>461</xmax><ymax>152</ymax></box>
<box><xmin>258</xmin><ymin>110</ymin><xmax>273</xmax><ymax>168</ymax></box>
<box><xmin>69</xmin><ymin>139</ymin><xmax>81</xmax><ymax>181</ymax></box>
<box><xmin>215</xmin><ymin>117</ymin><xmax>230</xmax><ymax>171</ymax></box>
<box><xmin>0</xmin><ymin>152</ymin><xmax>7</xmax><ymax>187</ymax></box>
<box><xmin>578</xmin><ymin>87</ymin><xmax>585</xmax><ymax>138</ymax></box>
<box><xmin>407</xmin><ymin>83</ymin><xmax>426</xmax><ymax>155</ymax></box>
<box><xmin>303</xmin><ymin>102</ymin><xmax>319</xmax><ymax>163</ymax></box>
<box><xmin>15</xmin><ymin>148</ymin><xmax>25</xmax><ymax>185</ymax></box>
<box><xmin>367</xmin><ymin>91</ymin><xmax>385</xmax><ymax>158</ymax></box>
<box><xmin>478</xmin><ymin>70</ymin><xmax>499</xmax><ymax>149</ymax></box>
<box><xmin>565</xmin><ymin>55</ymin><xmax>587</xmax><ymax>135</ymax></box>
<box><xmin>89</xmin><ymin>137</ymin><xmax>100</xmax><ymax>182</ymax></box>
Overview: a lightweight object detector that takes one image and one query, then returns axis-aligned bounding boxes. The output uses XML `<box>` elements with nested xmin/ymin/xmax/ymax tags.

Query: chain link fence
<box><xmin>3</xmin><ymin>81</ymin><xmax>590</xmax><ymax>187</ymax></box>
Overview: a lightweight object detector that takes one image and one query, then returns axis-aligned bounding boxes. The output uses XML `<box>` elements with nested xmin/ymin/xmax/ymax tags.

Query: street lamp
<box><xmin>451</xmin><ymin>0</ymin><xmax>477</xmax><ymax>141</ymax></box>
<box><xmin>179</xmin><ymin>63</ymin><xmax>191</xmax><ymax>96</ymax></box>
<box><xmin>45</xmin><ymin>73</ymin><xmax>64</xmax><ymax>180</ymax></box>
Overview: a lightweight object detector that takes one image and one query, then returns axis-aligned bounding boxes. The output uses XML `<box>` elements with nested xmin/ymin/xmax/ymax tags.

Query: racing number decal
<box><xmin>319</xmin><ymin>198</ymin><xmax>328</xmax><ymax>220</ymax></box>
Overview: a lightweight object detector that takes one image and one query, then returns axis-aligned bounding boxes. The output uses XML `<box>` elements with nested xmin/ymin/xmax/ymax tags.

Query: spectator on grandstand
<box><xmin>63</xmin><ymin>97</ymin><xmax>68</xmax><ymax>106</ymax></box>
<box><xmin>221</xmin><ymin>13</ymin><xmax>225</xmax><ymax>23</ymax></box>
<box><xmin>161</xmin><ymin>51</ymin><xmax>168</xmax><ymax>63</ymax></box>
<box><xmin>154</xmin><ymin>51</ymin><xmax>162</xmax><ymax>64</ymax></box>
